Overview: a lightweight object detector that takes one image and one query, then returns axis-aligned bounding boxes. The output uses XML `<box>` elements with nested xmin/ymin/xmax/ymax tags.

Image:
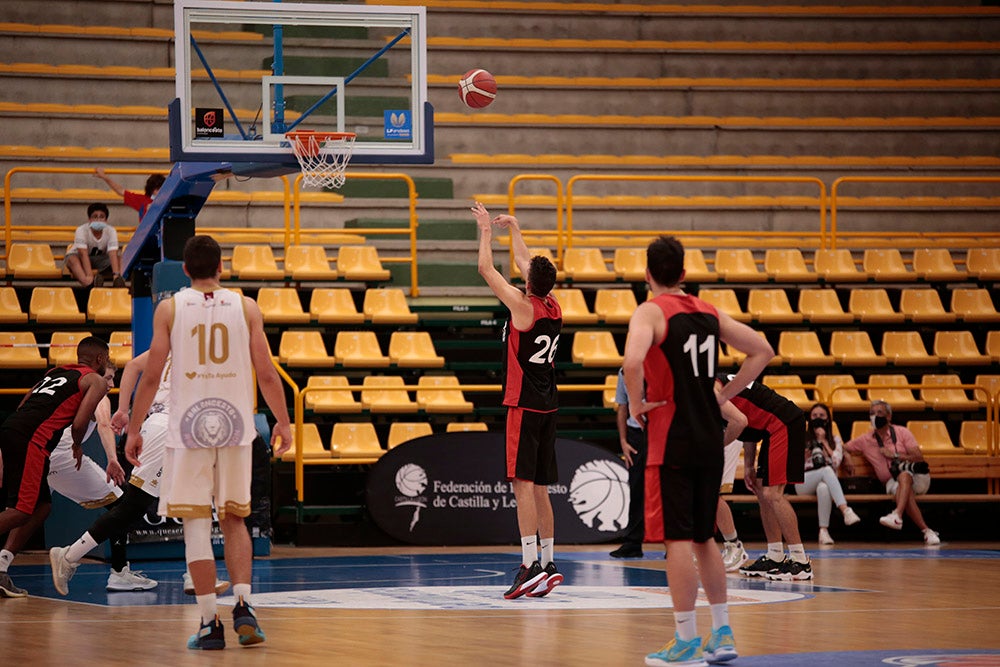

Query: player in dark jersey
<box><xmin>473</xmin><ymin>202</ymin><xmax>565</xmax><ymax>600</ymax></box>
<box><xmin>0</xmin><ymin>336</ymin><xmax>110</xmax><ymax>597</ymax></box>
<box><xmin>623</xmin><ymin>236</ymin><xmax>773</xmax><ymax>667</ymax></box>
<box><xmin>718</xmin><ymin>374</ymin><xmax>813</xmax><ymax>583</ymax></box>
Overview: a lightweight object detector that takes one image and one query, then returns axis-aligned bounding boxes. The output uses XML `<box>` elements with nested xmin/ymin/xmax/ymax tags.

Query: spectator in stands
<box><xmin>93</xmin><ymin>168</ymin><xmax>165</xmax><ymax>219</ymax></box>
<box><xmin>64</xmin><ymin>203</ymin><xmax>125</xmax><ymax>288</ymax></box>
<box><xmin>794</xmin><ymin>403</ymin><xmax>861</xmax><ymax>545</ymax></box>
<box><xmin>844</xmin><ymin>400</ymin><xmax>940</xmax><ymax>545</ymax></box>
<box><xmin>609</xmin><ymin>367</ymin><xmax>646</xmax><ymax>558</ymax></box>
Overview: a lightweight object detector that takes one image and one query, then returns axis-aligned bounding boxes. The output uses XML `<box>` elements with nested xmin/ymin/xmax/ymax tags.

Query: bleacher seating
<box><xmin>563</xmin><ymin>248</ymin><xmax>615</xmax><ymax>282</ymax></box>
<box><xmin>881</xmin><ymin>331</ymin><xmax>938</xmax><ymax>366</ymax></box>
<box><xmin>934</xmin><ymin>331</ymin><xmax>992</xmax><ymax>366</ymax></box>
<box><xmin>108</xmin><ymin>331</ymin><xmax>132</xmax><ymax>366</ymax></box>
<box><xmin>278</xmin><ymin>330</ymin><xmax>337</xmax><ymax>367</ymax></box>
<box><xmin>764</xmin><ymin>249</ymin><xmax>815</xmax><ymax>282</ymax></box>
<box><xmin>778</xmin><ymin>331</ymin><xmax>834</xmax><ymax>366</ymax></box>
<box><xmin>698</xmin><ymin>289</ymin><xmax>750</xmax><ymax>323</ymax></box>
<box><xmin>849</xmin><ymin>289</ymin><xmax>904</xmax><ymax>324</ymax></box>
<box><xmin>813</xmin><ymin>249</ymin><xmax>866</xmax><ymax>283</ymax></box>
<box><xmin>447</xmin><ymin>422</ymin><xmax>488</xmax><ymax>432</ymax></box>
<box><xmin>363</xmin><ymin>288</ymin><xmax>418</xmax><ymax>324</ymax></box>
<box><xmin>388</xmin><ymin>331</ymin><xmax>445</xmax><ymax>368</ymax></box>
<box><xmin>899</xmin><ymin>288</ymin><xmax>955</xmax><ymax>323</ymax></box>
<box><xmin>762</xmin><ymin>374</ymin><xmax>811</xmax><ymax>409</ymax></box>
<box><xmin>0</xmin><ymin>332</ymin><xmax>46</xmax><ymax>368</ymax></box>
<box><xmin>0</xmin><ymin>287</ymin><xmax>28</xmax><ymax>324</ymax></box>
<box><xmin>7</xmin><ymin>243</ymin><xmax>62</xmax><ymax>279</ymax></box>
<box><xmin>815</xmin><ymin>374</ymin><xmax>868</xmax><ymax>410</ymax></box>
<box><xmin>257</xmin><ymin>288</ymin><xmax>311</xmax><ymax>324</ymax></box>
<box><xmin>867</xmin><ymin>374</ymin><xmax>925</xmax><ymax>410</ymax></box>
<box><xmin>388</xmin><ymin>422</ymin><xmax>434</xmax><ymax>448</ymax></box>
<box><xmin>310</xmin><ymin>288</ymin><xmax>365</xmax><ymax>324</ymax></box>
<box><xmin>966</xmin><ymin>248</ymin><xmax>1000</xmax><ymax>281</ymax></box>
<box><xmin>829</xmin><ymin>330</ymin><xmax>885</xmax><ymax>366</ymax></box>
<box><xmin>905</xmin><ymin>420</ymin><xmax>958</xmax><ymax>453</ymax></box>
<box><xmin>571</xmin><ymin>331</ymin><xmax>623</xmax><ymax>367</ymax></box>
<box><xmin>797</xmin><ymin>289</ymin><xmax>853</xmax><ymax>324</ymax></box>
<box><xmin>337</xmin><ymin>246</ymin><xmax>391</xmax><ymax>281</ymax></box>
<box><xmin>48</xmin><ymin>331</ymin><xmax>91</xmax><ymax>366</ymax></box>
<box><xmin>920</xmin><ymin>374</ymin><xmax>979</xmax><ymax>411</ymax></box>
<box><xmin>231</xmin><ymin>245</ymin><xmax>284</xmax><ymax>280</ymax></box>
<box><xmin>912</xmin><ymin>248</ymin><xmax>967</xmax><ymax>282</ymax></box>
<box><xmin>304</xmin><ymin>376</ymin><xmax>362</xmax><ymax>414</ymax></box>
<box><xmin>951</xmin><ymin>289</ymin><xmax>1000</xmax><ymax>323</ymax></box>
<box><xmin>593</xmin><ymin>289</ymin><xmax>637</xmax><ymax>324</ymax></box>
<box><xmin>551</xmin><ymin>288</ymin><xmax>598</xmax><ymax>325</ymax></box>
<box><xmin>86</xmin><ymin>288</ymin><xmax>131</xmax><ymax>324</ymax></box>
<box><xmin>29</xmin><ymin>287</ymin><xmax>85</xmax><ymax>324</ymax></box>
<box><xmin>416</xmin><ymin>375</ymin><xmax>474</xmax><ymax>413</ymax></box>
<box><xmin>280</xmin><ymin>423</ymin><xmax>328</xmax><ymax>461</ymax></box>
<box><xmin>361</xmin><ymin>376</ymin><xmax>418</xmax><ymax>413</ymax></box>
<box><xmin>613</xmin><ymin>248</ymin><xmax>645</xmax><ymax>281</ymax></box>
<box><xmin>715</xmin><ymin>249</ymin><xmax>767</xmax><ymax>282</ymax></box>
<box><xmin>747</xmin><ymin>289</ymin><xmax>802</xmax><ymax>324</ymax></box>
<box><xmin>330</xmin><ymin>422</ymin><xmax>383</xmax><ymax>458</ymax></box>
<box><xmin>863</xmin><ymin>249</ymin><xmax>915</xmax><ymax>282</ymax></box>
<box><xmin>284</xmin><ymin>245</ymin><xmax>338</xmax><ymax>281</ymax></box>
<box><xmin>334</xmin><ymin>331</ymin><xmax>390</xmax><ymax>368</ymax></box>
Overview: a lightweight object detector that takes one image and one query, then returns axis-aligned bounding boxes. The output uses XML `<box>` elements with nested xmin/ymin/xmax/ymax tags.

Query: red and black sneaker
<box><xmin>526</xmin><ymin>562</ymin><xmax>564</xmax><ymax>598</ymax></box>
<box><xmin>503</xmin><ymin>561</ymin><xmax>545</xmax><ymax>600</ymax></box>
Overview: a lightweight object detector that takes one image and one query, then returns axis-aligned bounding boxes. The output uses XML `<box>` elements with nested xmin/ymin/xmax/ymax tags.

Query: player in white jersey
<box><xmin>125</xmin><ymin>235</ymin><xmax>291</xmax><ymax>650</ymax></box>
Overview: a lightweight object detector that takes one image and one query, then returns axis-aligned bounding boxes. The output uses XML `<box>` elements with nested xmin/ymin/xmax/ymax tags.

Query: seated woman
<box><xmin>794</xmin><ymin>403</ymin><xmax>861</xmax><ymax>545</ymax></box>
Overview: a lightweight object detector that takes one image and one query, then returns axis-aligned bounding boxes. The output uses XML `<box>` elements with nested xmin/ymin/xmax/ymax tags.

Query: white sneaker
<box><xmin>879</xmin><ymin>511</ymin><xmax>903</xmax><ymax>530</ymax></box>
<box><xmin>843</xmin><ymin>507</ymin><xmax>861</xmax><ymax>526</ymax></box>
<box><xmin>107</xmin><ymin>565</ymin><xmax>158</xmax><ymax>592</ymax></box>
<box><xmin>818</xmin><ymin>528</ymin><xmax>835</xmax><ymax>545</ymax></box>
<box><xmin>721</xmin><ymin>540</ymin><xmax>749</xmax><ymax>572</ymax></box>
<box><xmin>182</xmin><ymin>571</ymin><xmax>231</xmax><ymax>596</ymax></box>
<box><xmin>49</xmin><ymin>546</ymin><xmax>79</xmax><ymax>596</ymax></box>
<box><xmin>923</xmin><ymin>529</ymin><xmax>941</xmax><ymax>546</ymax></box>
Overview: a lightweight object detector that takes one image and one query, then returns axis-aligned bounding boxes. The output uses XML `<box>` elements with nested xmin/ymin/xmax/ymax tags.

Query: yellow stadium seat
<box><xmin>571</xmin><ymin>331</ymin><xmax>623</xmax><ymax>367</ymax></box>
<box><xmin>762</xmin><ymin>374</ymin><xmax>811</xmax><ymax>409</ymax></box>
<box><xmin>726</xmin><ymin>330</ymin><xmax>781</xmax><ymax>366</ymax></box>
<box><xmin>764</xmin><ymin>249</ymin><xmax>815</xmax><ymax>282</ymax></box>
<box><xmin>603</xmin><ymin>373</ymin><xmax>618</xmax><ymax>409</ymax></box>
<box><xmin>973</xmin><ymin>374</ymin><xmax>1000</xmax><ymax>407</ymax></box>
<box><xmin>778</xmin><ymin>331</ymin><xmax>834</xmax><ymax>366</ymax></box>
<box><xmin>747</xmin><ymin>289</ymin><xmax>803</xmax><ymax>324</ymax></box>
<box><xmin>951</xmin><ymin>288</ymin><xmax>1000</xmax><ymax>323</ymax></box>
<box><xmin>613</xmin><ymin>248</ymin><xmax>645</xmax><ymax>281</ymax></box>
<box><xmin>284</xmin><ymin>245</ymin><xmax>338</xmax><ymax>280</ymax></box>
<box><xmin>881</xmin><ymin>331</ymin><xmax>939</xmax><ymax>366</ymax></box>
<box><xmin>863</xmin><ymin>248</ymin><xmax>916</xmax><ymax>282</ymax></box>
<box><xmin>334</xmin><ymin>331</ymin><xmax>390</xmax><ymax>368</ymax></box>
<box><xmin>310</xmin><ymin>288</ymin><xmax>365</xmax><ymax>324</ymax></box>
<box><xmin>417</xmin><ymin>375</ymin><xmax>474</xmax><ymax>413</ymax></box>
<box><xmin>330</xmin><ymin>422</ymin><xmax>383</xmax><ymax>458</ymax></box>
<box><xmin>920</xmin><ymin>374</ymin><xmax>979</xmax><ymax>411</ymax></box>
<box><xmin>86</xmin><ymin>287</ymin><xmax>131</xmax><ymax>324</ymax></box>
<box><xmin>912</xmin><ymin>248</ymin><xmax>966</xmax><ymax>282</ymax></box>
<box><xmin>867</xmin><ymin>374</ymin><xmax>925</xmax><ymax>410</ymax></box>
<box><xmin>933</xmin><ymin>330</ymin><xmax>992</xmax><ymax>366</ymax></box>
<box><xmin>988</xmin><ymin>331</ymin><xmax>1000</xmax><ymax>362</ymax></box>
<box><xmin>29</xmin><ymin>286</ymin><xmax>85</xmax><ymax>324</ymax></box>
<box><xmin>361</xmin><ymin>376</ymin><xmax>418</xmax><ymax>413</ymax></box>
<box><xmin>48</xmin><ymin>331</ymin><xmax>91</xmax><ymax>366</ymax></box>
<box><xmin>848</xmin><ymin>288</ymin><xmax>905</xmax><ymax>324</ymax></box>
<box><xmin>966</xmin><ymin>247</ymin><xmax>1000</xmax><ymax>281</ymax></box>
<box><xmin>512</xmin><ymin>248</ymin><xmax>565</xmax><ymax>281</ymax></box>
<box><xmin>959</xmin><ymin>421</ymin><xmax>989</xmax><ymax>454</ymax></box>
<box><xmin>684</xmin><ymin>248</ymin><xmax>716</xmax><ymax>283</ymax></box>
<box><xmin>8</xmin><ymin>243</ymin><xmax>62</xmax><ymax>279</ymax></box>
<box><xmin>899</xmin><ymin>288</ymin><xmax>955</xmax><ymax>323</ymax></box>
<box><xmin>814</xmin><ymin>374</ymin><xmax>868</xmax><ymax>410</ymax></box>
<box><xmin>550</xmin><ymin>288</ymin><xmax>598</xmax><ymax>325</ymax></box>
<box><xmin>278</xmin><ymin>330</ymin><xmax>337</xmax><ymax>367</ymax></box>
<box><xmin>563</xmin><ymin>247</ymin><xmax>615</xmax><ymax>282</ymax></box>
<box><xmin>0</xmin><ymin>287</ymin><xmax>27</xmax><ymax>323</ymax></box>
<box><xmin>363</xmin><ymin>288</ymin><xmax>418</xmax><ymax>324</ymax></box>
<box><xmin>337</xmin><ymin>245</ymin><xmax>391</xmax><ymax>281</ymax></box>
<box><xmin>231</xmin><ymin>244</ymin><xmax>285</xmax><ymax>280</ymax></box>
<box><xmin>850</xmin><ymin>420</ymin><xmax>872</xmax><ymax>441</ymax></box>
<box><xmin>698</xmin><ymin>289</ymin><xmax>750</xmax><ymax>323</ymax></box>
<box><xmin>0</xmin><ymin>331</ymin><xmax>46</xmax><ymax>368</ymax></box>
<box><xmin>593</xmin><ymin>289</ymin><xmax>638</xmax><ymax>324</ymax></box>
<box><xmin>447</xmin><ymin>422</ymin><xmax>488</xmax><ymax>433</ymax></box>
<box><xmin>304</xmin><ymin>375</ymin><xmax>362</xmax><ymax>413</ymax></box>
<box><xmin>905</xmin><ymin>420</ymin><xmax>957</xmax><ymax>453</ymax></box>
<box><xmin>714</xmin><ymin>249</ymin><xmax>766</xmax><ymax>282</ymax></box>
<box><xmin>814</xmin><ymin>249</ymin><xmax>866</xmax><ymax>283</ymax></box>
<box><xmin>256</xmin><ymin>288</ymin><xmax>311</xmax><ymax>324</ymax></box>
<box><xmin>829</xmin><ymin>331</ymin><xmax>886</xmax><ymax>366</ymax></box>
<box><xmin>280</xmin><ymin>423</ymin><xmax>329</xmax><ymax>461</ymax></box>
<box><xmin>388</xmin><ymin>422</ymin><xmax>434</xmax><ymax>448</ymax></box>
<box><xmin>797</xmin><ymin>289</ymin><xmax>853</xmax><ymax>324</ymax></box>
<box><xmin>388</xmin><ymin>331</ymin><xmax>445</xmax><ymax>368</ymax></box>
<box><xmin>109</xmin><ymin>330</ymin><xmax>132</xmax><ymax>366</ymax></box>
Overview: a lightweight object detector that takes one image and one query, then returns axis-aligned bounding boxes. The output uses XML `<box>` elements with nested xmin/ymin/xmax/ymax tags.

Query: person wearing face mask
<box><xmin>843</xmin><ymin>400</ymin><xmax>940</xmax><ymax>546</ymax></box>
<box><xmin>794</xmin><ymin>403</ymin><xmax>861</xmax><ymax>545</ymax></box>
<box><xmin>64</xmin><ymin>203</ymin><xmax>124</xmax><ymax>288</ymax></box>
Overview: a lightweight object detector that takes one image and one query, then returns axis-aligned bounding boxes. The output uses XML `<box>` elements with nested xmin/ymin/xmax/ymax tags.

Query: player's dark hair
<box><xmin>183</xmin><ymin>235</ymin><xmax>222</xmax><ymax>280</ymax></box>
<box><xmin>145</xmin><ymin>174</ymin><xmax>166</xmax><ymax>197</ymax></box>
<box><xmin>77</xmin><ymin>336</ymin><xmax>109</xmax><ymax>358</ymax></box>
<box><xmin>87</xmin><ymin>203</ymin><xmax>109</xmax><ymax>219</ymax></box>
<box><xmin>527</xmin><ymin>255</ymin><xmax>557</xmax><ymax>297</ymax></box>
<box><xmin>646</xmin><ymin>235</ymin><xmax>685</xmax><ymax>288</ymax></box>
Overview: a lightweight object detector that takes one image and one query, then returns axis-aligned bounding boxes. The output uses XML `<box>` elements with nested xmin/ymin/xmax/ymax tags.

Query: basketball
<box><xmin>458</xmin><ymin>68</ymin><xmax>497</xmax><ymax>108</ymax></box>
<box><xmin>395</xmin><ymin>463</ymin><xmax>428</xmax><ymax>497</ymax></box>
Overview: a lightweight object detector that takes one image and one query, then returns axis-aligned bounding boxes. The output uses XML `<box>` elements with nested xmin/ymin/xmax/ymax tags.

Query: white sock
<box><xmin>710</xmin><ymin>602</ymin><xmax>730</xmax><ymax>630</ymax></box>
<box><xmin>520</xmin><ymin>535</ymin><xmax>537</xmax><ymax>566</ymax></box>
<box><xmin>788</xmin><ymin>544</ymin><xmax>808</xmax><ymax>563</ymax></box>
<box><xmin>0</xmin><ymin>549</ymin><xmax>13</xmax><ymax>573</ymax></box>
<box><xmin>233</xmin><ymin>583</ymin><xmax>252</xmax><ymax>605</ymax></box>
<box><xmin>65</xmin><ymin>532</ymin><xmax>98</xmax><ymax>564</ymax></box>
<box><xmin>196</xmin><ymin>593</ymin><xmax>218</xmax><ymax>625</ymax></box>
<box><xmin>674</xmin><ymin>609</ymin><xmax>697</xmax><ymax>642</ymax></box>
<box><xmin>722</xmin><ymin>531</ymin><xmax>738</xmax><ymax>543</ymax></box>
<box><xmin>539</xmin><ymin>538</ymin><xmax>554</xmax><ymax>567</ymax></box>
<box><xmin>766</xmin><ymin>542</ymin><xmax>784</xmax><ymax>561</ymax></box>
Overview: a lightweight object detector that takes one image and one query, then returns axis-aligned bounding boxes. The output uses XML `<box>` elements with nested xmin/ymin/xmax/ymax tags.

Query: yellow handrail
<box><xmin>505</xmin><ymin>174</ymin><xmax>565</xmax><ymax>266</ymax></box>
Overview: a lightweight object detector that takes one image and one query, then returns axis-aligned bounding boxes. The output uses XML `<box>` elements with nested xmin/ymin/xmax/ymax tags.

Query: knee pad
<box><xmin>183</xmin><ymin>517</ymin><xmax>214</xmax><ymax>563</ymax></box>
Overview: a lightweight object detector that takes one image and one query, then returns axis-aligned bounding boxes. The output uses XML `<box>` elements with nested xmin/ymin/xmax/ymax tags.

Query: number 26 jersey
<box><xmin>502</xmin><ymin>294</ymin><xmax>562</xmax><ymax>412</ymax></box>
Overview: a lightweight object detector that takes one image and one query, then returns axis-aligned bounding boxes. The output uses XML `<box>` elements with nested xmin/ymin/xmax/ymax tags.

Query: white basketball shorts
<box><xmin>158</xmin><ymin>445</ymin><xmax>252</xmax><ymax>520</ymax></box>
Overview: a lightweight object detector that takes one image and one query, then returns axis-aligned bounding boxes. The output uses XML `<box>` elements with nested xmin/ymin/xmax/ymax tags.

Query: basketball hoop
<box><xmin>285</xmin><ymin>130</ymin><xmax>356</xmax><ymax>189</ymax></box>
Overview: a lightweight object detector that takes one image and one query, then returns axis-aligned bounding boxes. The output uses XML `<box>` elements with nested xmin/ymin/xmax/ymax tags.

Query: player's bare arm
<box><xmin>94</xmin><ymin>397</ymin><xmax>125</xmax><ymax>484</ymax></box>
<box><xmin>93</xmin><ymin>167</ymin><xmax>126</xmax><ymax>196</ymax></box>
<box><xmin>71</xmin><ymin>373</ymin><xmax>110</xmax><ymax>465</ymax></box>
<box><xmin>492</xmin><ymin>213</ymin><xmax>532</xmax><ymax>279</ymax></box>
<box><xmin>743</xmin><ymin>441</ymin><xmax>759</xmax><ymax>494</ymax></box>
<box><xmin>126</xmin><ymin>300</ymin><xmax>172</xmax><ymax>465</ymax></box>
<box><xmin>716</xmin><ymin>311</ymin><xmax>774</xmax><ymax>405</ymax></box>
<box><xmin>720</xmin><ymin>397</ymin><xmax>748</xmax><ymax>446</ymax></box>
<box><xmin>473</xmin><ymin>202</ymin><xmax>534</xmax><ymax>329</ymax></box>
<box><xmin>622</xmin><ymin>302</ymin><xmax>667</xmax><ymax>426</ymax></box>
<box><xmin>245</xmin><ymin>297</ymin><xmax>292</xmax><ymax>456</ymax></box>
<box><xmin>111</xmin><ymin>351</ymin><xmax>148</xmax><ymax>434</ymax></box>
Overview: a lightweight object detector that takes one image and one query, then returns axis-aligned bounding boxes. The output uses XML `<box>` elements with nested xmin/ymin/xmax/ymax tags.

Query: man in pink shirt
<box><xmin>843</xmin><ymin>400</ymin><xmax>940</xmax><ymax>545</ymax></box>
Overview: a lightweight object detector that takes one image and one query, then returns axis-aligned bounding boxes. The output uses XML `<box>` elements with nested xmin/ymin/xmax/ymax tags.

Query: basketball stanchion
<box><xmin>285</xmin><ymin>130</ymin><xmax>356</xmax><ymax>189</ymax></box>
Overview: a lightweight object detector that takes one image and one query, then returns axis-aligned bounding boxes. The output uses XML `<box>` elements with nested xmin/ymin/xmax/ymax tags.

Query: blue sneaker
<box><xmin>232</xmin><ymin>598</ymin><xmax>266</xmax><ymax>646</ymax></box>
<box><xmin>645</xmin><ymin>633</ymin><xmax>708</xmax><ymax>666</ymax></box>
<box><xmin>187</xmin><ymin>616</ymin><xmax>225</xmax><ymax>650</ymax></box>
<box><xmin>702</xmin><ymin>625</ymin><xmax>738</xmax><ymax>664</ymax></box>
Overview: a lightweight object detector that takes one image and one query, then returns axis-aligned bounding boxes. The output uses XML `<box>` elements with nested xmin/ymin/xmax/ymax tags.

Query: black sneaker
<box><xmin>232</xmin><ymin>597</ymin><xmax>266</xmax><ymax>646</ymax></box>
<box><xmin>187</xmin><ymin>615</ymin><xmax>225</xmax><ymax>650</ymax></box>
<box><xmin>526</xmin><ymin>562</ymin><xmax>565</xmax><ymax>598</ymax></box>
<box><xmin>765</xmin><ymin>558</ymin><xmax>813</xmax><ymax>581</ymax></box>
<box><xmin>0</xmin><ymin>572</ymin><xmax>28</xmax><ymax>598</ymax></box>
<box><xmin>739</xmin><ymin>555</ymin><xmax>783</xmax><ymax>578</ymax></box>
<box><xmin>609</xmin><ymin>544</ymin><xmax>644</xmax><ymax>559</ymax></box>
<box><xmin>503</xmin><ymin>561</ymin><xmax>546</xmax><ymax>600</ymax></box>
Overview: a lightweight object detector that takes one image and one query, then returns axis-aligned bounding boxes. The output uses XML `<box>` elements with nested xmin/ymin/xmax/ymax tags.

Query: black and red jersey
<box><xmin>1</xmin><ymin>364</ymin><xmax>96</xmax><ymax>453</ymax></box>
<box><xmin>643</xmin><ymin>293</ymin><xmax>724</xmax><ymax>468</ymax></box>
<box><xmin>719</xmin><ymin>374</ymin><xmax>803</xmax><ymax>439</ymax></box>
<box><xmin>502</xmin><ymin>293</ymin><xmax>562</xmax><ymax>412</ymax></box>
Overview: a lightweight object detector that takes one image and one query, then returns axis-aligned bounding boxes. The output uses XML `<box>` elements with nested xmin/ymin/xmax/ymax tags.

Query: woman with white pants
<box><xmin>795</xmin><ymin>403</ymin><xmax>861</xmax><ymax>545</ymax></box>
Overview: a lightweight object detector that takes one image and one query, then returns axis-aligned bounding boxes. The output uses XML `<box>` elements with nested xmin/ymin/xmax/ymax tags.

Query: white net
<box><xmin>286</xmin><ymin>131</ymin><xmax>356</xmax><ymax>189</ymax></box>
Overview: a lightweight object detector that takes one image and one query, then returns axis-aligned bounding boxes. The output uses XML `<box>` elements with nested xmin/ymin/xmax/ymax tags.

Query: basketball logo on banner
<box><xmin>394</xmin><ymin>464</ymin><xmax>429</xmax><ymax>531</ymax></box>
<box><xmin>569</xmin><ymin>460</ymin><xmax>629</xmax><ymax>531</ymax></box>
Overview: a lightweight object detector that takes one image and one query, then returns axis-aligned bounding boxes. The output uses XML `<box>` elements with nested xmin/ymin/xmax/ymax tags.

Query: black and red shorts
<box><xmin>746</xmin><ymin>413</ymin><xmax>806</xmax><ymax>487</ymax></box>
<box><xmin>645</xmin><ymin>463</ymin><xmax>722</xmax><ymax>543</ymax></box>
<box><xmin>1</xmin><ymin>429</ymin><xmax>52</xmax><ymax>514</ymax></box>
<box><xmin>505</xmin><ymin>407</ymin><xmax>558</xmax><ymax>484</ymax></box>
